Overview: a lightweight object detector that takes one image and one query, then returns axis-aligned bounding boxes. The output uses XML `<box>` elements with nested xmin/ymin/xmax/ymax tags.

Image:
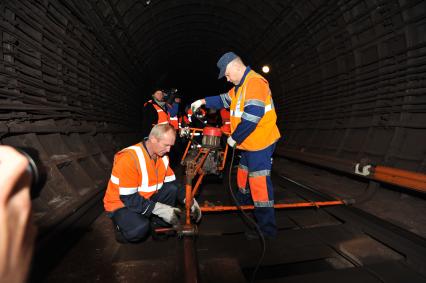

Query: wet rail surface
<box><xmin>45</xmin><ymin>172</ymin><xmax>426</xmax><ymax>283</ymax></box>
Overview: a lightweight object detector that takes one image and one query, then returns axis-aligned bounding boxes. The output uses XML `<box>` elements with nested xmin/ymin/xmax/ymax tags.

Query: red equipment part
<box><xmin>202</xmin><ymin>127</ymin><xmax>222</xmax><ymax>137</ymax></box>
<box><xmin>202</xmin><ymin>127</ymin><xmax>222</xmax><ymax>148</ymax></box>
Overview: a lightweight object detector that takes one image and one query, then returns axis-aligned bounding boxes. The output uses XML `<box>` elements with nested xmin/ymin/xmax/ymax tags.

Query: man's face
<box><xmin>153</xmin><ymin>90</ymin><xmax>164</xmax><ymax>101</ymax></box>
<box><xmin>224</xmin><ymin>63</ymin><xmax>242</xmax><ymax>85</ymax></box>
<box><xmin>152</xmin><ymin>130</ymin><xmax>175</xmax><ymax>157</ymax></box>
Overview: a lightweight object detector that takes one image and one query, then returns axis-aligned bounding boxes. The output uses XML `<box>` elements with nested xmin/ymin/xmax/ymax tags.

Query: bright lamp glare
<box><xmin>262</xmin><ymin>65</ymin><xmax>270</xmax><ymax>73</ymax></box>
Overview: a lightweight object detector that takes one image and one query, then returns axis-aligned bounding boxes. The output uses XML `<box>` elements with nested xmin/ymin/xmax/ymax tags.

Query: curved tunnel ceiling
<box><xmin>69</xmin><ymin>0</ymin><xmax>404</xmax><ymax>102</ymax></box>
<box><xmin>73</xmin><ymin>0</ymin><xmax>294</xmax><ymax>96</ymax></box>
<box><xmin>0</xmin><ymin>1</ymin><xmax>425</xmax><ymax>183</ymax></box>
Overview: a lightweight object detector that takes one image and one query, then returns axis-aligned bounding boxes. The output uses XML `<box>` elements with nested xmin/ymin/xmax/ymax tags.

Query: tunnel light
<box><xmin>262</xmin><ymin>65</ymin><xmax>270</xmax><ymax>74</ymax></box>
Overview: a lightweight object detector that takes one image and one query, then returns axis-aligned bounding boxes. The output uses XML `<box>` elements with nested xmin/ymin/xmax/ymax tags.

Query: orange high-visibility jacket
<box><xmin>144</xmin><ymin>100</ymin><xmax>170</xmax><ymax>125</ymax></box>
<box><xmin>103</xmin><ymin>143</ymin><xmax>176</xmax><ymax>212</ymax></box>
<box><xmin>229</xmin><ymin>70</ymin><xmax>281</xmax><ymax>151</ymax></box>
<box><xmin>169</xmin><ymin>114</ymin><xmax>179</xmax><ymax>129</ymax></box>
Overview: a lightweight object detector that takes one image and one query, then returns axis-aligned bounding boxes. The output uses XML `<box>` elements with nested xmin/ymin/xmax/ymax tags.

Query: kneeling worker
<box><xmin>103</xmin><ymin>124</ymin><xmax>202</xmax><ymax>243</ymax></box>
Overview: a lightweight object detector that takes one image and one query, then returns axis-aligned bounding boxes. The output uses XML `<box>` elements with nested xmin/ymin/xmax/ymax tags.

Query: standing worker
<box><xmin>191</xmin><ymin>52</ymin><xmax>280</xmax><ymax>238</ymax></box>
<box><xmin>103</xmin><ymin>124</ymin><xmax>202</xmax><ymax>243</ymax></box>
<box><xmin>141</xmin><ymin>89</ymin><xmax>170</xmax><ymax>138</ymax></box>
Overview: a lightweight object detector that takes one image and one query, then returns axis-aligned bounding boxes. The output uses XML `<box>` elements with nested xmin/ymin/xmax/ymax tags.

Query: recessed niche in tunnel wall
<box><xmin>91</xmin><ymin>153</ymin><xmax>112</xmax><ymax>171</ymax></box>
<box><xmin>77</xmin><ymin>156</ymin><xmax>106</xmax><ymax>185</ymax></box>
<box><xmin>38</xmin><ymin>134</ymin><xmax>71</xmax><ymax>158</ymax></box>
<box><xmin>92</xmin><ymin>134</ymin><xmax>117</xmax><ymax>165</ymax></box>
<box><xmin>79</xmin><ymin>134</ymin><xmax>104</xmax><ymax>154</ymax></box>
<box><xmin>57</xmin><ymin>161</ymin><xmax>93</xmax><ymax>196</ymax></box>
<box><xmin>64</xmin><ymin>133</ymin><xmax>90</xmax><ymax>154</ymax></box>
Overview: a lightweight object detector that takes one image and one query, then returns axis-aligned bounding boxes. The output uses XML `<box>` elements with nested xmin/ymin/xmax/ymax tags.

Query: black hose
<box><xmin>227</xmin><ymin>146</ymin><xmax>266</xmax><ymax>283</ymax></box>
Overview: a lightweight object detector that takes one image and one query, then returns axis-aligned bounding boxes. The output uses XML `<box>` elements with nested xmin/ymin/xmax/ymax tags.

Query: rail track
<box><xmin>44</xmin><ymin>170</ymin><xmax>426</xmax><ymax>283</ymax></box>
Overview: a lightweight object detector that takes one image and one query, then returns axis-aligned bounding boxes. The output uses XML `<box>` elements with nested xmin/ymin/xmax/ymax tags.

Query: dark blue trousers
<box><xmin>109</xmin><ymin>182</ymin><xmax>181</xmax><ymax>243</ymax></box>
<box><xmin>236</xmin><ymin>143</ymin><xmax>277</xmax><ymax>237</ymax></box>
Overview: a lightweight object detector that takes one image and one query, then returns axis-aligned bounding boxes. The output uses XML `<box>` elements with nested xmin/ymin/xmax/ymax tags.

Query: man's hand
<box><xmin>227</xmin><ymin>136</ymin><xmax>237</xmax><ymax>148</ymax></box>
<box><xmin>190</xmin><ymin>99</ymin><xmax>205</xmax><ymax>113</ymax></box>
<box><xmin>0</xmin><ymin>146</ymin><xmax>36</xmax><ymax>283</ymax></box>
<box><xmin>152</xmin><ymin>202</ymin><xmax>181</xmax><ymax>225</ymax></box>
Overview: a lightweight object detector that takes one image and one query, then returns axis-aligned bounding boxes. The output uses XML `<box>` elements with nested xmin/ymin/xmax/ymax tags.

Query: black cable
<box><xmin>227</xmin><ymin>146</ymin><xmax>266</xmax><ymax>283</ymax></box>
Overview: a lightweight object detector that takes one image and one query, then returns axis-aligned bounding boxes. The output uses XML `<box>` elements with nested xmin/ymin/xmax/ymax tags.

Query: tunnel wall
<box><xmin>1</xmin><ymin>0</ymin><xmax>425</xmax><ymax>230</ymax></box>
<box><xmin>260</xmin><ymin>0</ymin><xmax>426</xmax><ymax>173</ymax></box>
<box><xmin>0</xmin><ymin>0</ymin><xmax>141</xmax><ymax>232</ymax></box>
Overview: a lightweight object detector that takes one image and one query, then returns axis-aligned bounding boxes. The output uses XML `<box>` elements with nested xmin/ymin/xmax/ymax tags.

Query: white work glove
<box><xmin>152</xmin><ymin>202</ymin><xmax>181</xmax><ymax>225</ymax></box>
<box><xmin>191</xmin><ymin>198</ymin><xmax>202</xmax><ymax>223</ymax></box>
<box><xmin>184</xmin><ymin>198</ymin><xmax>202</xmax><ymax>223</ymax></box>
<box><xmin>227</xmin><ymin>136</ymin><xmax>237</xmax><ymax>148</ymax></box>
<box><xmin>191</xmin><ymin>99</ymin><xmax>204</xmax><ymax>114</ymax></box>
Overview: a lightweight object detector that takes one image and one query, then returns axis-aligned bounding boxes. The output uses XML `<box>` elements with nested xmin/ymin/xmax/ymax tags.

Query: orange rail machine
<box><xmin>157</xmin><ymin>126</ymin><xmax>346</xmax><ymax>233</ymax></box>
<box><xmin>157</xmin><ymin>127</ymin><xmax>229</xmax><ymax>233</ymax></box>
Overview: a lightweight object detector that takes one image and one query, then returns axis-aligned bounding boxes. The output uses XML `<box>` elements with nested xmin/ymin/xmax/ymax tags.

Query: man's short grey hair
<box><xmin>149</xmin><ymin>124</ymin><xmax>175</xmax><ymax>139</ymax></box>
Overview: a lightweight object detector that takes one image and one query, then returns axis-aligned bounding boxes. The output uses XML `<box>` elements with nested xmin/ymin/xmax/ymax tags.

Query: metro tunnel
<box><xmin>1</xmin><ymin>0</ymin><xmax>426</xmax><ymax>282</ymax></box>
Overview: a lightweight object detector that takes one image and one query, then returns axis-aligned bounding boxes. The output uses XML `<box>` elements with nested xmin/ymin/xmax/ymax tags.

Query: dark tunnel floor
<box><xmin>45</xmin><ymin>165</ymin><xmax>426</xmax><ymax>283</ymax></box>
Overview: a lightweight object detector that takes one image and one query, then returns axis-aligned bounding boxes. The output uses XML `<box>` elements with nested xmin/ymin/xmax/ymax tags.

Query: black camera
<box><xmin>16</xmin><ymin>147</ymin><xmax>47</xmax><ymax>199</ymax></box>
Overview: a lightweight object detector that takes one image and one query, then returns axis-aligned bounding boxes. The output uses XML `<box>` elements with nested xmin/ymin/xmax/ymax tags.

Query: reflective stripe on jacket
<box><xmin>229</xmin><ymin>70</ymin><xmax>280</xmax><ymax>150</ymax></box>
<box><xmin>169</xmin><ymin>115</ymin><xmax>179</xmax><ymax>129</ymax></box>
<box><xmin>103</xmin><ymin>143</ymin><xmax>176</xmax><ymax>212</ymax></box>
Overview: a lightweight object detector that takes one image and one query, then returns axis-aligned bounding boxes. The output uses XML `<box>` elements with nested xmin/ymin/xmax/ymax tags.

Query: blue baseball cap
<box><xmin>217</xmin><ymin>51</ymin><xmax>238</xmax><ymax>79</ymax></box>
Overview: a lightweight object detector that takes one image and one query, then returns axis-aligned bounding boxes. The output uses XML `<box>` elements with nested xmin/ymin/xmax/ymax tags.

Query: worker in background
<box><xmin>165</xmin><ymin>92</ymin><xmax>183</xmax><ymax>167</ymax></box>
<box><xmin>103</xmin><ymin>124</ymin><xmax>202</xmax><ymax>243</ymax></box>
<box><xmin>191</xmin><ymin>52</ymin><xmax>281</xmax><ymax>239</ymax></box>
<box><xmin>167</xmin><ymin>100</ymin><xmax>179</xmax><ymax>130</ymax></box>
<box><xmin>165</xmin><ymin>88</ymin><xmax>181</xmax><ymax>131</ymax></box>
<box><xmin>141</xmin><ymin>89</ymin><xmax>170</xmax><ymax>138</ymax></box>
<box><xmin>0</xmin><ymin>146</ymin><xmax>36</xmax><ymax>283</ymax></box>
